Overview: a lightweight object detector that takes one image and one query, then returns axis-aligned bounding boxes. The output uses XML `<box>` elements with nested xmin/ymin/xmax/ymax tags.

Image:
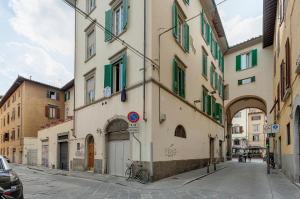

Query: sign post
<box><xmin>127</xmin><ymin>111</ymin><xmax>140</xmax><ymax>134</ymax></box>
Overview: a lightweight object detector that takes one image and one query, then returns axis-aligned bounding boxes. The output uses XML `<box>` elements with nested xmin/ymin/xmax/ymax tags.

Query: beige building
<box><xmin>0</xmin><ymin>76</ymin><xmax>65</xmax><ymax>164</ymax></box>
<box><xmin>36</xmin><ymin>80</ymin><xmax>74</xmax><ymax>170</ymax></box>
<box><xmin>247</xmin><ymin>109</ymin><xmax>266</xmax><ymax>158</ymax></box>
<box><xmin>224</xmin><ymin>36</ymin><xmax>273</xmax><ymax>159</ymax></box>
<box><xmin>263</xmin><ymin>0</ymin><xmax>300</xmax><ymax>183</ymax></box>
<box><xmin>71</xmin><ymin>0</ymin><xmax>227</xmax><ymax>180</ymax></box>
<box><xmin>231</xmin><ymin>109</ymin><xmax>248</xmax><ymax>156</ymax></box>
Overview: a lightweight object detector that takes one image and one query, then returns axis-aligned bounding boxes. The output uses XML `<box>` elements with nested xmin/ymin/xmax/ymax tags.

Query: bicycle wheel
<box><xmin>125</xmin><ymin>166</ymin><xmax>132</xmax><ymax>181</ymax></box>
<box><xmin>136</xmin><ymin>169</ymin><xmax>149</xmax><ymax>184</ymax></box>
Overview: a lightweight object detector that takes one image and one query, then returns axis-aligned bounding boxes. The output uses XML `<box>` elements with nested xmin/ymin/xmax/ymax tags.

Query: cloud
<box><xmin>0</xmin><ymin>42</ymin><xmax>73</xmax><ymax>88</ymax></box>
<box><xmin>222</xmin><ymin>15</ymin><xmax>263</xmax><ymax>46</ymax></box>
<box><xmin>8</xmin><ymin>0</ymin><xmax>74</xmax><ymax>56</ymax></box>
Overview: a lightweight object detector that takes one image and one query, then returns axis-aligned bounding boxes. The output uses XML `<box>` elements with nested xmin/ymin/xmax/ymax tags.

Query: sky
<box><xmin>0</xmin><ymin>0</ymin><xmax>263</xmax><ymax>95</ymax></box>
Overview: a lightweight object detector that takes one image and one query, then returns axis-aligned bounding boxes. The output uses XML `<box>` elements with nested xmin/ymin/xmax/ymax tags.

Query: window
<box><xmin>114</xmin><ymin>4</ymin><xmax>124</xmax><ymax>36</ymax></box>
<box><xmin>17</xmin><ymin>126</ymin><xmax>20</xmax><ymax>139</ymax></box>
<box><xmin>251</xmin><ymin>115</ymin><xmax>261</xmax><ymax>121</ymax></box>
<box><xmin>253</xmin><ymin>135</ymin><xmax>260</xmax><ymax>142</ymax></box>
<box><xmin>285</xmin><ymin>39</ymin><xmax>291</xmax><ymax>89</ymax></box>
<box><xmin>17</xmin><ymin>104</ymin><xmax>20</xmax><ymax>118</ymax></box>
<box><xmin>77</xmin><ymin>143</ymin><xmax>81</xmax><ymax>151</ymax></box>
<box><xmin>253</xmin><ymin>124</ymin><xmax>260</xmax><ymax>132</ymax></box>
<box><xmin>7</xmin><ymin>113</ymin><xmax>9</xmax><ymax>125</ymax></box>
<box><xmin>86</xmin><ymin>75</ymin><xmax>95</xmax><ymax>104</ymax></box>
<box><xmin>172</xmin><ymin>59</ymin><xmax>185</xmax><ymax>98</ymax></box>
<box><xmin>47</xmin><ymin>91</ymin><xmax>58</xmax><ymax>100</ymax></box>
<box><xmin>104</xmin><ymin>54</ymin><xmax>127</xmax><ymax>95</ymax></box>
<box><xmin>105</xmin><ymin>0</ymin><xmax>129</xmax><ymax>42</ymax></box>
<box><xmin>232</xmin><ymin>126</ymin><xmax>243</xmax><ymax>134</ymax></box>
<box><xmin>86</xmin><ymin>28</ymin><xmax>96</xmax><ymax>59</ymax></box>
<box><xmin>64</xmin><ymin>91</ymin><xmax>71</xmax><ymax>102</ymax></box>
<box><xmin>202</xmin><ymin>86</ymin><xmax>208</xmax><ymax>112</ymax></box>
<box><xmin>210</xmin><ymin>63</ymin><xmax>216</xmax><ymax>88</ymax></box>
<box><xmin>48</xmin><ymin>106</ymin><xmax>58</xmax><ymax>119</ymax></box>
<box><xmin>287</xmin><ymin>123</ymin><xmax>291</xmax><ymax>145</ymax></box>
<box><xmin>234</xmin><ymin>139</ymin><xmax>240</xmax><ymax>145</ymax></box>
<box><xmin>201</xmin><ymin>11</ymin><xmax>210</xmax><ymax>44</ymax></box>
<box><xmin>202</xmin><ymin>49</ymin><xmax>208</xmax><ymax>77</ymax></box>
<box><xmin>172</xmin><ymin>2</ymin><xmax>189</xmax><ymax>52</ymax></box>
<box><xmin>87</xmin><ymin>0</ymin><xmax>96</xmax><ymax>13</ymax></box>
<box><xmin>11</xmin><ymin>108</ymin><xmax>15</xmax><ymax>121</ymax></box>
<box><xmin>175</xmin><ymin>125</ymin><xmax>186</xmax><ymax>138</ymax></box>
<box><xmin>238</xmin><ymin>76</ymin><xmax>256</xmax><ymax>85</ymax></box>
<box><xmin>236</xmin><ymin>49</ymin><xmax>258</xmax><ymax>71</ymax></box>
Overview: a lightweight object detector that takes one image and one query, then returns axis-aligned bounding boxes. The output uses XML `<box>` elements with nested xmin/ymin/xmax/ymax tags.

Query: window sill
<box><xmin>237</xmin><ymin>65</ymin><xmax>256</xmax><ymax>72</ymax></box>
<box><xmin>109</xmin><ymin>29</ymin><xmax>127</xmax><ymax>44</ymax></box>
<box><xmin>85</xmin><ymin>53</ymin><xmax>96</xmax><ymax>63</ymax></box>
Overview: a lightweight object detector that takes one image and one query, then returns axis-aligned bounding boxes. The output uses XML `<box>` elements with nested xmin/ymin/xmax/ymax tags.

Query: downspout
<box><xmin>143</xmin><ymin>0</ymin><xmax>147</xmax><ymax>122</ymax></box>
<box><xmin>72</xmin><ymin>0</ymin><xmax>77</xmax><ymax>139</ymax></box>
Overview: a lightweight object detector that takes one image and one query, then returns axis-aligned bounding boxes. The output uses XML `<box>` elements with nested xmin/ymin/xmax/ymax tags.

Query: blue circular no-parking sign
<box><xmin>127</xmin><ymin>112</ymin><xmax>140</xmax><ymax>123</ymax></box>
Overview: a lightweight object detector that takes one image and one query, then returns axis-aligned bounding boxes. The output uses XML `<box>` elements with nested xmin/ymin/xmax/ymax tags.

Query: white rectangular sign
<box><xmin>129</xmin><ymin>123</ymin><xmax>139</xmax><ymax>134</ymax></box>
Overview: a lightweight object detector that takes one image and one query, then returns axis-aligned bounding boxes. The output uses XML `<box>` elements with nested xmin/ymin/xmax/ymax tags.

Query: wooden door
<box><xmin>88</xmin><ymin>143</ymin><xmax>94</xmax><ymax>170</ymax></box>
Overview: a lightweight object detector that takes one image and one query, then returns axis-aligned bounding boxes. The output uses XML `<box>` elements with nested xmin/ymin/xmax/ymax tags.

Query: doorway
<box><xmin>106</xmin><ymin>118</ymin><xmax>130</xmax><ymax>177</ymax></box>
<box><xmin>209</xmin><ymin>138</ymin><xmax>215</xmax><ymax>163</ymax></box>
<box><xmin>86</xmin><ymin>135</ymin><xmax>94</xmax><ymax>171</ymax></box>
<box><xmin>42</xmin><ymin>141</ymin><xmax>49</xmax><ymax>167</ymax></box>
<box><xmin>59</xmin><ymin>142</ymin><xmax>68</xmax><ymax>170</ymax></box>
<box><xmin>219</xmin><ymin>141</ymin><xmax>223</xmax><ymax>162</ymax></box>
<box><xmin>278</xmin><ymin>136</ymin><xmax>282</xmax><ymax>169</ymax></box>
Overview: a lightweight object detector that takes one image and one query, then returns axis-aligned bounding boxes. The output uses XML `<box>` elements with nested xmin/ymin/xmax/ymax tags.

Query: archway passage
<box><xmin>87</xmin><ymin>135</ymin><xmax>94</xmax><ymax>170</ymax></box>
<box><xmin>106</xmin><ymin>119</ymin><xmax>130</xmax><ymax>177</ymax></box>
<box><xmin>225</xmin><ymin>96</ymin><xmax>267</xmax><ymax>160</ymax></box>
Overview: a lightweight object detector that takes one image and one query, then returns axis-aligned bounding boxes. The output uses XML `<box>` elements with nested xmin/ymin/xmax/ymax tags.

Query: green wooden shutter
<box><xmin>219</xmin><ymin>105</ymin><xmax>223</xmax><ymax>123</ymax></box>
<box><xmin>202</xmin><ymin>53</ymin><xmax>207</xmax><ymax>76</ymax></box>
<box><xmin>251</xmin><ymin>76</ymin><xmax>256</xmax><ymax>82</ymax></box>
<box><xmin>214</xmin><ymin>73</ymin><xmax>218</xmax><ymax>90</ymax></box>
<box><xmin>104</xmin><ymin>64</ymin><xmax>113</xmax><ymax>88</ymax></box>
<box><xmin>202</xmin><ymin>89</ymin><xmax>207</xmax><ymax>112</ymax></box>
<box><xmin>121</xmin><ymin>54</ymin><xmax>127</xmax><ymax>89</ymax></box>
<box><xmin>172</xmin><ymin>2</ymin><xmax>178</xmax><ymax>39</ymax></box>
<box><xmin>184</xmin><ymin>23</ymin><xmax>189</xmax><ymax>53</ymax></box>
<box><xmin>201</xmin><ymin>11</ymin><xmax>204</xmax><ymax>35</ymax></box>
<box><xmin>206</xmin><ymin>24</ymin><xmax>210</xmax><ymax>44</ymax></box>
<box><xmin>252</xmin><ymin>49</ymin><xmax>258</xmax><ymax>66</ymax></box>
<box><xmin>212</xmin><ymin>97</ymin><xmax>216</xmax><ymax>118</ymax></box>
<box><xmin>105</xmin><ymin>10</ymin><xmax>113</xmax><ymax>42</ymax></box>
<box><xmin>206</xmin><ymin>95</ymin><xmax>212</xmax><ymax>115</ymax></box>
<box><xmin>173</xmin><ymin>59</ymin><xmax>179</xmax><ymax>94</ymax></box>
<box><xmin>221</xmin><ymin>56</ymin><xmax>224</xmax><ymax>73</ymax></box>
<box><xmin>236</xmin><ymin>55</ymin><xmax>241</xmax><ymax>71</ymax></box>
<box><xmin>210</xmin><ymin>65</ymin><xmax>214</xmax><ymax>86</ymax></box>
<box><xmin>180</xmin><ymin>69</ymin><xmax>185</xmax><ymax>98</ymax></box>
<box><xmin>122</xmin><ymin>0</ymin><xmax>129</xmax><ymax>30</ymax></box>
<box><xmin>184</xmin><ymin>0</ymin><xmax>189</xmax><ymax>5</ymax></box>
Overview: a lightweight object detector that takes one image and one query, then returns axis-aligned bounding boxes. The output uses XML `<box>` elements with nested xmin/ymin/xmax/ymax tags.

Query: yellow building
<box><xmin>0</xmin><ymin>76</ymin><xmax>65</xmax><ymax>164</ymax></box>
<box><xmin>263</xmin><ymin>0</ymin><xmax>300</xmax><ymax>183</ymax></box>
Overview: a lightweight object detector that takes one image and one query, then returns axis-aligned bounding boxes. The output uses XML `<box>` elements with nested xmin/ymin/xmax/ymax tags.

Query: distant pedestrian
<box><xmin>248</xmin><ymin>153</ymin><xmax>252</xmax><ymax>162</ymax></box>
<box><xmin>243</xmin><ymin>153</ymin><xmax>247</xmax><ymax>163</ymax></box>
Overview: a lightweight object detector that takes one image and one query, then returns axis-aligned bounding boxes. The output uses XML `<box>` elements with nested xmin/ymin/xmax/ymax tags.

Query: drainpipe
<box><xmin>142</xmin><ymin>0</ymin><xmax>147</xmax><ymax>122</ymax></box>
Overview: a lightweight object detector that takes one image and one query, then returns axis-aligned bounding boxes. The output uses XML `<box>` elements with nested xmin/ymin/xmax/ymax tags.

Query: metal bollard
<box><xmin>207</xmin><ymin>161</ymin><xmax>210</xmax><ymax>173</ymax></box>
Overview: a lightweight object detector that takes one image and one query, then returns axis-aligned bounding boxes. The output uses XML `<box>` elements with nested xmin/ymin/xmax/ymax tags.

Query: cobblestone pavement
<box><xmin>11</xmin><ymin>160</ymin><xmax>300</xmax><ymax>199</ymax></box>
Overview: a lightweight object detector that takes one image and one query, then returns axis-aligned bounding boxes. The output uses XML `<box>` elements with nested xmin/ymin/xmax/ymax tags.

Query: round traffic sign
<box><xmin>127</xmin><ymin>112</ymin><xmax>140</xmax><ymax>123</ymax></box>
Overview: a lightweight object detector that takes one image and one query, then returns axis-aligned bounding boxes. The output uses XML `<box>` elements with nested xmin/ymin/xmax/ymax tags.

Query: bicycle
<box><xmin>125</xmin><ymin>160</ymin><xmax>149</xmax><ymax>184</ymax></box>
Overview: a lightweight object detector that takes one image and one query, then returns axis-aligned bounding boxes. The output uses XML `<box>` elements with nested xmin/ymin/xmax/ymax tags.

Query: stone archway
<box><xmin>225</xmin><ymin>95</ymin><xmax>267</xmax><ymax>159</ymax></box>
<box><xmin>85</xmin><ymin>134</ymin><xmax>94</xmax><ymax>171</ymax></box>
<box><xmin>293</xmin><ymin>96</ymin><xmax>300</xmax><ymax>182</ymax></box>
<box><xmin>104</xmin><ymin>117</ymin><xmax>130</xmax><ymax>176</ymax></box>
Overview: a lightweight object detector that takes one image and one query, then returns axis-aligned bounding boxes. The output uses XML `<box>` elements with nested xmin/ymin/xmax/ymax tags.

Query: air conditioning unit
<box><xmin>296</xmin><ymin>55</ymin><xmax>300</xmax><ymax>74</ymax></box>
<box><xmin>283</xmin><ymin>87</ymin><xmax>292</xmax><ymax>102</ymax></box>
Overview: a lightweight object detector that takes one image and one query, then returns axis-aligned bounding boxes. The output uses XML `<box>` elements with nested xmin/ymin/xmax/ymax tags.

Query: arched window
<box><xmin>234</xmin><ymin>139</ymin><xmax>240</xmax><ymax>145</ymax></box>
<box><xmin>175</xmin><ymin>125</ymin><xmax>186</xmax><ymax>138</ymax></box>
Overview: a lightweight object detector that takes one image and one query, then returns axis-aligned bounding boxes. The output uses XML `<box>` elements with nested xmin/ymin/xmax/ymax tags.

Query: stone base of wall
<box><xmin>71</xmin><ymin>158</ymin><xmax>84</xmax><ymax>171</ymax></box>
<box><xmin>281</xmin><ymin>154</ymin><xmax>298</xmax><ymax>182</ymax></box>
<box><xmin>151</xmin><ymin>158</ymin><xmax>210</xmax><ymax>181</ymax></box>
<box><xmin>94</xmin><ymin>159</ymin><xmax>102</xmax><ymax>174</ymax></box>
